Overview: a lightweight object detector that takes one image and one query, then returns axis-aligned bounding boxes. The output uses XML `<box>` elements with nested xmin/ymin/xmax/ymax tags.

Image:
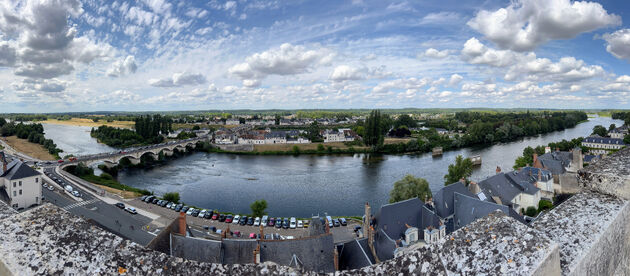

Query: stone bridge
<box><xmin>61</xmin><ymin>136</ymin><xmax>208</xmax><ymax>168</ymax></box>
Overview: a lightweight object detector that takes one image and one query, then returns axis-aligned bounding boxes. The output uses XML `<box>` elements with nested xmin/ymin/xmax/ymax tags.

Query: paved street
<box><xmin>42</xmin><ymin>168</ymin><xmax>156</xmax><ymax>246</ymax></box>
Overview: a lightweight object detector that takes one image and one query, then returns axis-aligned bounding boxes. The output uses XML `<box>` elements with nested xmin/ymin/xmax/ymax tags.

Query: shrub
<box><xmin>525</xmin><ymin>206</ymin><xmax>537</xmax><ymax>217</ymax></box>
<box><xmin>163</xmin><ymin>192</ymin><xmax>180</xmax><ymax>204</ymax></box>
<box><xmin>538</xmin><ymin>199</ymin><xmax>553</xmax><ymax>212</ymax></box>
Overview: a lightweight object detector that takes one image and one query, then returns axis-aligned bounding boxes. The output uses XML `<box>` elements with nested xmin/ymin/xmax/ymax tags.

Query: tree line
<box><xmin>611</xmin><ymin>112</ymin><xmax>630</xmax><ymax>126</ymax></box>
<box><xmin>134</xmin><ymin>115</ymin><xmax>173</xmax><ymax>143</ymax></box>
<box><xmin>90</xmin><ymin>126</ymin><xmax>152</xmax><ymax>148</ymax></box>
<box><xmin>0</xmin><ymin>119</ymin><xmax>62</xmax><ymax>157</ymax></box>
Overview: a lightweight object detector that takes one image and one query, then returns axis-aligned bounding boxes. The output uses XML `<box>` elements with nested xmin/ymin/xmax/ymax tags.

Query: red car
<box><xmin>212</xmin><ymin>213</ymin><xmax>219</xmax><ymax>220</ymax></box>
<box><xmin>249</xmin><ymin>233</ymin><xmax>256</xmax><ymax>239</ymax></box>
<box><xmin>225</xmin><ymin>215</ymin><xmax>233</xmax><ymax>223</ymax></box>
<box><xmin>57</xmin><ymin>160</ymin><xmax>64</xmax><ymax>163</ymax></box>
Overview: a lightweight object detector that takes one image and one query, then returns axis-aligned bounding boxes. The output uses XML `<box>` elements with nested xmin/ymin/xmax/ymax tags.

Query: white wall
<box><xmin>4</xmin><ymin>175</ymin><xmax>42</xmax><ymax>209</ymax></box>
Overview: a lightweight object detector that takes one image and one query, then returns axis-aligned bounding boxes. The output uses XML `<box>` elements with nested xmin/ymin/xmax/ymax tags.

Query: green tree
<box><xmin>525</xmin><ymin>206</ymin><xmax>537</xmax><ymax>217</ymax></box>
<box><xmin>364</xmin><ymin>110</ymin><xmax>384</xmax><ymax>148</ymax></box>
<box><xmin>192</xmin><ymin>125</ymin><xmax>200</xmax><ymax>130</ymax></box>
<box><xmin>389</xmin><ymin>174</ymin><xmax>432</xmax><ymax>203</ymax></box>
<box><xmin>538</xmin><ymin>199</ymin><xmax>553</xmax><ymax>212</ymax></box>
<box><xmin>591</xmin><ymin>125</ymin><xmax>608</xmax><ymax>137</ymax></box>
<box><xmin>444</xmin><ymin>155</ymin><xmax>473</xmax><ymax>185</ymax></box>
<box><xmin>317</xmin><ymin>144</ymin><xmax>325</xmax><ymax>152</ymax></box>
<box><xmin>609</xmin><ymin>124</ymin><xmax>616</xmax><ymax>132</ymax></box>
<box><xmin>250</xmin><ymin>199</ymin><xmax>268</xmax><ymax>217</ymax></box>
<box><xmin>624</xmin><ymin>134</ymin><xmax>630</xmax><ymax>145</ymax></box>
<box><xmin>291</xmin><ymin>145</ymin><xmax>300</xmax><ymax>155</ymax></box>
<box><xmin>163</xmin><ymin>192</ymin><xmax>180</xmax><ymax>204</ymax></box>
<box><xmin>394</xmin><ymin>114</ymin><xmax>416</xmax><ymax>129</ymax></box>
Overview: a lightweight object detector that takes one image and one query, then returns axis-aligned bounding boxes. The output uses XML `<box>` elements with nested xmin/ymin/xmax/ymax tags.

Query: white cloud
<box><xmin>330</xmin><ymin>65</ymin><xmax>363</xmax><ymax>82</ymax></box>
<box><xmin>448</xmin><ymin>74</ymin><xmax>463</xmax><ymax>86</ymax></box>
<box><xmin>13</xmin><ymin>78</ymin><xmax>69</xmax><ymax>93</ymax></box>
<box><xmin>419</xmin><ymin>12</ymin><xmax>462</xmax><ymax>25</ymax></box>
<box><xmin>372</xmin><ymin>77</ymin><xmax>429</xmax><ymax>94</ymax></box>
<box><xmin>468</xmin><ymin>0</ymin><xmax>621</xmax><ymax>51</ymax></box>
<box><xmin>229</xmin><ymin>43</ymin><xmax>335</xmax><ymax>87</ymax></box>
<box><xmin>107</xmin><ymin>56</ymin><xmax>138</xmax><ymax>77</ymax></box>
<box><xmin>423</xmin><ymin>48</ymin><xmax>451</xmax><ymax>59</ymax></box>
<box><xmin>149</xmin><ymin>72</ymin><xmax>207</xmax><ymax>87</ymax></box>
<box><xmin>603</xmin><ymin>29</ymin><xmax>630</xmax><ymax>62</ymax></box>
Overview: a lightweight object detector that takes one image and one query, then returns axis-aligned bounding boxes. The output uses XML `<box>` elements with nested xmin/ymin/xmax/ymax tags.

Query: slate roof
<box><xmin>433</xmin><ymin>181</ymin><xmax>477</xmax><ymax>218</ymax></box>
<box><xmin>538</xmin><ymin>151</ymin><xmax>573</xmax><ymax>175</ymax></box>
<box><xmin>583</xmin><ymin>155</ymin><xmax>600</xmax><ymax>163</ymax></box>
<box><xmin>453</xmin><ymin>193</ymin><xmax>525</xmax><ymax>231</ymax></box>
<box><xmin>478</xmin><ymin>171</ymin><xmax>540</xmax><ymax>206</ymax></box>
<box><xmin>261</xmin><ymin>234</ymin><xmax>335</xmax><ymax>273</ymax></box>
<box><xmin>373</xmin><ymin>198</ymin><xmax>441</xmax><ymax>261</ymax></box>
<box><xmin>519</xmin><ymin>167</ymin><xmax>553</xmax><ymax>182</ymax></box>
<box><xmin>0</xmin><ymin>160</ymin><xmax>40</xmax><ymax>180</ymax></box>
<box><xmin>583</xmin><ymin>136</ymin><xmax>625</xmax><ymax>145</ymax></box>
<box><xmin>337</xmin><ymin>238</ymin><xmax>375</xmax><ymax>270</ymax></box>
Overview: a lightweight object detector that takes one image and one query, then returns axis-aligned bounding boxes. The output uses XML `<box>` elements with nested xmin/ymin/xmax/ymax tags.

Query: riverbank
<box><xmin>0</xmin><ymin>136</ymin><xmax>56</xmax><ymax>160</ymax></box>
<box><xmin>39</xmin><ymin>118</ymin><xmax>135</xmax><ymax>129</ymax></box>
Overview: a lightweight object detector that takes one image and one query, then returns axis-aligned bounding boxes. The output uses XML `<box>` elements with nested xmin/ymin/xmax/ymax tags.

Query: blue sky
<box><xmin>1</xmin><ymin>0</ymin><xmax>630</xmax><ymax>112</ymax></box>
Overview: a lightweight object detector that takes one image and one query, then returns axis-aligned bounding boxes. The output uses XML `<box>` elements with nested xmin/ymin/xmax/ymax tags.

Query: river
<box><xmin>43</xmin><ymin>116</ymin><xmax>622</xmax><ymax>217</ymax></box>
<box><xmin>42</xmin><ymin>123</ymin><xmax>117</xmax><ymax>158</ymax></box>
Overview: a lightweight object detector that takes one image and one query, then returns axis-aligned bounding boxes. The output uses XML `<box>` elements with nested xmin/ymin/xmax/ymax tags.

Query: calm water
<box><xmin>109</xmin><ymin>116</ymin><xmax>622</xmax><ymax>217</ymax></box>
<box><xmin>42</xmin><ymin>123</ymin><xmax>117</xmax><ymax>158</ymax></box>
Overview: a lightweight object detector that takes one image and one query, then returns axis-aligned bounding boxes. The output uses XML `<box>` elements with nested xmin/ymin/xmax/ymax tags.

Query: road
<box><xmin>42</xmin><ymin>167</ymin><xmax>155</xmax><ymax>245</ymax></box>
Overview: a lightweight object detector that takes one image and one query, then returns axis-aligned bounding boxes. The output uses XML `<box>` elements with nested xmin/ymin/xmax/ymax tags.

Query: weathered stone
<box><xmin>579</xmin><ymin>147</ymin><xmax>630</xmax><ymax>199</ymax></box>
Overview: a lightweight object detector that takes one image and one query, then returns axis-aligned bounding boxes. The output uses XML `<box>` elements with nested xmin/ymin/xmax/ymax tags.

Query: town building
<box><xmin>322</xmin><ymin>129</ymin><xmax>358</xmax><ymax>143</ymax></box>
<box><xmin>582</xmin><ymin>135</ymin><xmax>625</xmax><ymax>155</ymax></box>
<box><xmin>0</xmin><ymin>152</ymin><xmax>42</xmax><ymax>210</ymax></box>
<box><xmin>225</xmin><ymin>119</ymin><xmax>240</xmax><ymax>125</ymax></box>
<box><xmin>477</xmin><ymin>169</ymin><xmax>542</xmax><ymax>214</ymax></box>
<box><xmin>534</xmin><ymin>148</ymin><xmax>583</xmax><ymax>194</ymax></box>
<box><xmin>609</xmin><ymin>125</ymin><xmax>628</xmax><ymax>139</ymax></box>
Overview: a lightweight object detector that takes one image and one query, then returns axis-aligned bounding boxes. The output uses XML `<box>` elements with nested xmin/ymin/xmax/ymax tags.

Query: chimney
<box><xmin>333</xmin><ymin>246</ymin><xmax>339</xmax><ymax>271</ymax></box>
<box><xmin>556</xmin><ymin>147</ymin><xmax>560</xmax><ymax>152</ymax></box>
<box><xmin>178</xmin><ymin>212</ymin><xmax>186</xmax><ymax>236</ymax></box>
<box><xmin>496</xmin><ymin>166</ymin><xmax>501</xmax><ymax>174</ymax></box>
<box><xmin>259</xmin><ymin>224</ymin><xmax>264</xmax><ymax>240</ymax></box>
<box><xmin>253</xmin><ymin>244</ymin><xmax>261</xmax><ymax>264</ymax></box>
<box><xmin>468</xmin><ymin>181</ymin><xmax>480</xmax><ymax>194</ymax></box>
<box><xmin>538</xmin><ymin>169</ymin><xmax>542</xmax><ymax>181</ymax></box>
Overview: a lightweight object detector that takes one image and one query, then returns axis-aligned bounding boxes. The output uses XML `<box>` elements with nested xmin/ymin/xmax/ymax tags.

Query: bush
<box><xmin>100</xmin><ymin>172</ymin><xmax>114</xmax><ymax>180</ymax></box>
<box><xmin>250</xmin><ymin>199</ymin><xmax>268</xmax><ymax>217</ymax></box>
<box><xmin>525</xmin><ymin>206</ymin><xmax>537</xmax><ymax>217</ymax></box>
<box><xmin>292</xmin><ymin>145</ymin><xmax>300</xmax><ymax>155</ymax></box>
<box><xmin>163</xmin><ymin>192</ymin><xmax>180</xmax><ymax>204</ymax></box>
<box><xmin>538</xmin><ymin>199</ymin><xmax>553</xmax><ymax>212</ymax></box>
<box><xmin>317</xmin><ymin>144</ymin><xmax>325</xmax><ymax>151</ymax></box>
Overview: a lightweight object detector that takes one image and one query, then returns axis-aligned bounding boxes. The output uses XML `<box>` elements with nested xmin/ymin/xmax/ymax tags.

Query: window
<box><xmin>13</xmin><ymin>182</ymin><xmax>16</xmax><ymax>188</ymax></box>
<box><xmin>19</xmin><ymin>181</ymin><xmax>22</xmax><ymax>186</ymax></box>
<box><xmin>13</xmin><ymin>191</ymin><xmax>16</xmax><ymax>197</ymax></box>
<box><xmin>19</xmin><ymin>190</ymin><xmax>22</xmax><ymax>195</ymax></box>
<box><xmin>36</xmin><ymin>178</ymin><xmax>38</xmax><ymax>183</ymax></box>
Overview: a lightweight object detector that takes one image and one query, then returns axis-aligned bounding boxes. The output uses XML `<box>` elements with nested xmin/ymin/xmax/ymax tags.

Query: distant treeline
<box><xmin>91</xmin><ymin>115</ymin><xmax>173</xmax><ymax>148</ymax></box>
<box><xmin>0</xmin><ymin>118</ymin><xmax>62</xmax><ymax>157</ymax></box>
<box><xmin>513</xmin><ymin>137</ymin><xmax>585</xmax><ymax>169</ymax></box>
<box><xmin>611</xmin><ymin>112</ymin><xmax>630</xmax><ymax>125</ymax></box>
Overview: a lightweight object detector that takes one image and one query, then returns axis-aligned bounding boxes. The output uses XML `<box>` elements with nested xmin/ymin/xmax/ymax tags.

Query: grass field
<box><xmin>0</xmin><ymin>136</ymin><xmax>56</xmax><ymax>160</ymax></box>
<box><xmin>94</xmin><ymin>184</ymin><xmax>140</xmax><ymax>198</ymax></box>
<box><xmin>39</xmin><ymin>118</ymin><xmax>135</xmax><ymax>129</ymax></box>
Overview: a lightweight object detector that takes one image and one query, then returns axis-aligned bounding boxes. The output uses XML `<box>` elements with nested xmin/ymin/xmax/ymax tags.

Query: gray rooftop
<box><xmin>478</xmin><ymin>170</ymin><xmax>540</xmax><ymax>206</ymax></box>
<box><xmin>337</xmin><ymin>238</ymin><xmax>375</xmax><ymax>270</ymax></box>
<box><xmin>0</xmin><ymin>160</ymin><xmax>40</xmax><ymax>180</ymax></box>
<box><xmin>453</xmin><ymin>192</ymin><xmax>518</xmax><ymax>231</ymax></box>
<box><xmin>261</xmin><ymin>234</ymin><xmax>335</xmax><ymax>273</ymax></box>
<box><xmin>538</xmin><ymin>151</ymin><xmax>573</xmax><ymax>175</ymax></box>
<box><xmin>433</xmin><ymin>181</ymin><xmax>477</xmax><ymax>218</ymax></box>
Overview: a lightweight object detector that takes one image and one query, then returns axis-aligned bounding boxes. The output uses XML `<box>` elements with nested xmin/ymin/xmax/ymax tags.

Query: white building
<box><xmin>0</xmin><ymin>153</ymin><xmax>42</xmax><ymax>210</ymax></box>
<box><xmin>322</xmin><ymin>129</ymin><xmax>356</xmax><ymax>143</ymax></box>
<box><xmin>582</xmin><ymin>136</ymin><xmax>625</xmax><ymax>155</ymax></box>
<box><xmin>609</xmin><ymin>126</ymin><xmax>628</xmax><ymax>139</ymax></box>
<box><xmin>225</xmin><ymin>119</ymin><xmax>240</xmax><ymax>125</ymax></box>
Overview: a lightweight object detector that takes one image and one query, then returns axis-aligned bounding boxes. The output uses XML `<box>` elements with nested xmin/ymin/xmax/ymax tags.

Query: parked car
<box><xmin>297</xmin><ymin>220</ymin><xmax>303</xmax><ymax>228</ymax></box>
<box><xmin>161</xmin><ymin>201</ymin><xmax>169</xmax><ymax>207</ymax></box>
<box><xmin>274</xmin><ymin>233</ymin><xmax>280</xmax><ymax>240</ymax></box>
<box><xmin>339</xmin><ymin>218</ymin><xmax>347</xmax><ymax>226</ymax></box>
<box><xmin>124</xmin><ymin>207</ymin><xmax>137</xmax><ymax>214</ymax></box>
<box><xmin>261</xmin><ymin>216</ymin><xmax>268</xmax><ymax>226</ymax></box>
<box><xmin>170</xmin><ymin>203</ymin><xmax>178</xmax><ymax>210</ymax></box>
<box><xmin>219</xmin><ymin>214</ymin><xmax>226</xmax><ymax>222</ymax></box>
<box><xmin>186</xmin><ymin>208</ymin><xmax>194</xmax><ymax>215</ymax></box>
<box><xmin>65</xmin><ymin>185</ymin><xmax>73</xmax><ymax>192</ymax></box>
<box><xmin>249</xmin><ymin>233</ymin><xmax>256</xmax><ymax>239</ymax></box>
<box><xmin>254</xmin><ymin>217</ymin><xmax>261</xmax><ymax>226</ymax></box>
<box><xmin>233</xmin><ymin>215</ymin><xmax>240</xmax><ymax>224</ymax></box>
<box><xmin>326</xmin><ymin>216</ymin><xmax>333</xmax><ymax>228</ymax></box>
<box><xmin>47</xmin><ymin>185</ymin><xmax>54</xmax><ymax>191</ymax></box>
<box><xmin>239</xmin><ymin>216</ymin><xmax>248</xmax><ymax>225</ymax></box>
<box><xmin>264</xmin><ymin>234</ymin><xmax>272</xmax><ymax>240</ymax></box>
<box><xmin>247</xmin><ymin>217</ymin><xmax>255</xmax><ymax>226</ymax></box>
<box><xmin>333</xmin><ymin>219</ymin><xmax>340</xmax><ymax>227</ymax></box>
<box><xmin>199</xmin><ymin>209</ymin><xmax>207</xmax><ymax>218</ymax></box>
<box><xmin>225</xmin><ymin>215</ymin><xmax>234</xmax><ymax>223</ymax></box>
<box><xmin>204</xmin><ymin>211</ymin><xmax>213</xmax><ymax>219</ymax></box>
<box><xmin>115</xmin><ymin>202</ymin><xmax>125</xmax><ymax>209</ymax></box>
<box><xmin>152</xmin><ymin>198</ymin><xmax>159</xmax><ymax>204</ymax></box>
<box><xmin>268</xmin><ymin>217</ymin><xmax>275</xmax><ymax>227</ymax></box>
<box><xmin>303</xmin><ymin>221</ymin><xmax>309</xmax><ymax>228</ymax></box>
<box><xmin>212</xmin><ymin>212</ymin><xmax>219</xmax><ymax>220</ymax></box>
<box><xmin>283</xmin><ymin>218</ymin><xmax>290</xmax><ymax>229</ymax></box>
<box><xmin>233</xmin><ymin>231</ymin><xmax>241</xmax><ymax>237</ymax></box>
<box><xmin>290</xmin><ymin>217</ymin><xmax>297</xmax><ymax>229</ymax></box>
<box><xmin>181</xmin><ymin>206</ymin><xmax>189</xmax><ymax>213</ymax></box>
<box><xmin>191</xmin><ymin>209</ymin><xmax>200</xmax><ymax>217</ymax></box>
<box><xmin>140</xmin><ymin>195</ymin><xmax>148</xmax><ymax>201</ymax></box>
<box><xmin>354</xmin><ymin>226</ymin><xmax>362</xmax><ymax>232</ymax></box>
<box><xmin>175</xmin><ymin>204</ymin><xmax>183</xmax><ymax>212</ymax></box>
<box><xmin>144</xmin><ymin>196</ymin><xmax>155</xmax><ymax>202</ymax></box>
<box><xmin>72</xmin><ymin>190</ymin><xmax>81</xmax><ymax>198</ymax></box>
<box><xmin>275</xmin><ymin>218</ymin><xmax>283</xmax><ymax>228</ymax></box>
<box><xmin>166</xmin><ymin>202</ymin><xmax>173</xmax><ymax>209</ymax></box>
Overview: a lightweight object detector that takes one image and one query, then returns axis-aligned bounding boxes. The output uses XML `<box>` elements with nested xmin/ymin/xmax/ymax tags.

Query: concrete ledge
<box><xmin>578</xmin><ymin>147</ymin><xmax>630</xmax><ymax>199</ymax></box>
<box><xmin>532</xmin><ymin>192</ymin><xmax>628</xmax><ymax>275</ymax></box>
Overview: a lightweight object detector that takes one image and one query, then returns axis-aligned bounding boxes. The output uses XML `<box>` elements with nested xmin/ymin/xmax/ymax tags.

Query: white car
<box><xmin>72</xmin><ymin>190</ymin><xmax>81</xmax><ymax>197</ymax></box>
<box><xmin>232</xmin><ymin>215</ymin><xmax>240</xmax><ymax>224</ymax></box>
<box><xmin>125</xmin><ymin>207</ymin><xmax>137</xmax><ymax>214</ymax></box>
<box><xmin>65</xmin><ymin>185</ymin><xmax>73</xmax><ymax>192</ymax></box>
<box><xmin>261</xmin><ymin>216</ymin><xmax>268</xmax><ymax>226</ymax></box>
<box><xmin>199</xmin><ymin>209</ymin><xmax>207</xmax><ymax>218</ymax></box>
<box><xmin>290</xmin><ymin>217</ymin><xmax>297</xmax><ymax>229</ymax></box>
<box><xmin>254</xmin><ymin>217</ymin><xmax>261</xmax><ymax>226</ymax></box>
<box><xmin>297</xmin><ymin>220</ymin><xmax>303</xmax><ymax>228</ymax></box>
<box><xmin>186</xmin><ymin>208</ymin><xmax>195</xmax><ymax>215</ymax></box>
<box><xmin>326</xmin><ymin>216</ymin><xmax>333</xmax><ymax>228</ymax></box>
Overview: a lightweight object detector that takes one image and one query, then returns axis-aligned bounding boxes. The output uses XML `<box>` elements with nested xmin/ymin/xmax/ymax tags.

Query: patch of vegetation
<box><xmin>65</xmin><ymin>163</ymin><xmax>151</xmax><ymax>195</ymax></box>
<box><xmin>0</xmin><ymin>119</ymin><xmax>62</xmax><ymax>157</ymax></box>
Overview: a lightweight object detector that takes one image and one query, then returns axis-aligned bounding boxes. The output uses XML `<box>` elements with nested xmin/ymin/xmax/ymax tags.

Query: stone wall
<box><xmin>215</xmin><ymin>144</ymin><xmax>254</xmax><ymax>152</ymax></box>
<box><xmin>558</xmin><ymin>172</ymin><xmax>580</xmax><ymax>194</ymax></box>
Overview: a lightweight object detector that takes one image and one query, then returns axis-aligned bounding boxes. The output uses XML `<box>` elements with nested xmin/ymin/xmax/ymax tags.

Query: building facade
<box><xmin>0</xmin><ymin>153</ymin><xmax>42</xmax><ymax>210</ymax></box>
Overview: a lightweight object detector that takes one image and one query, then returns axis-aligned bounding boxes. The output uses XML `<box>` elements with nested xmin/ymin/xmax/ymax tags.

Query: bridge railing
<box><xmin>57</xmin><ymin>167</ymin><xmax>106</xmax><ymax>197</ymax></box>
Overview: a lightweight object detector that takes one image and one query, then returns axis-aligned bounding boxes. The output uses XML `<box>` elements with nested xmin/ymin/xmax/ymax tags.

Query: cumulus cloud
<box><xmin>448</xmin><ymin>74</ymin><xmax>463</xmax><ymax>86</ymax></box>
<box><xmin>107</xmin><ymin>56</ymin><xmax>138</xmax><ymax>77</ymax></box>
<box><xmin>468</xmin><ymin>0</ymin><xmax>621</xmax><ymax>51</ymax></box>
<box><xmin>229</xmin><ymin>43</ymin><xmax>335</xmax><ymax>87</ymax></box>
<box><xmin>461</xmin><ymin>37</ymin><xmax>604</xmax><ymax>83</ymax></box>
<box><xmin>372</xmin><ymin>78</ymin><xmax>429</xmax><ymax>94</ymax></box>
<box><xmin>13</xmin><ymin>78</ymin><xmax>69</xmax><ymax>93</ymax></box>
<box><xmin>603</xmin><ymin>29</ymin><xmax>630</xmax><ymax>62</ymax></box>
<box><xmin>423</xmin><ymin>48</ymin><xmax>451</xmax><ymax>59</ymax></box>
<box><xmin>149</xmin><ymin>72</ymin><xmax>207</xmax><ymax>87</ymax></box>
<box><xmin>0</xmin><ymin>0</ymin><xmax>112</xmax><ymax>82</ymax></box>
<box><xmin>330</xmin><ymin>65</ymin><xmax>363</xmax><ymax>82</ymax></box>
<box><xmin>419</xmin><ymin>12</ymin><xmax>462</xmax><ymax>25</ymax></box>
